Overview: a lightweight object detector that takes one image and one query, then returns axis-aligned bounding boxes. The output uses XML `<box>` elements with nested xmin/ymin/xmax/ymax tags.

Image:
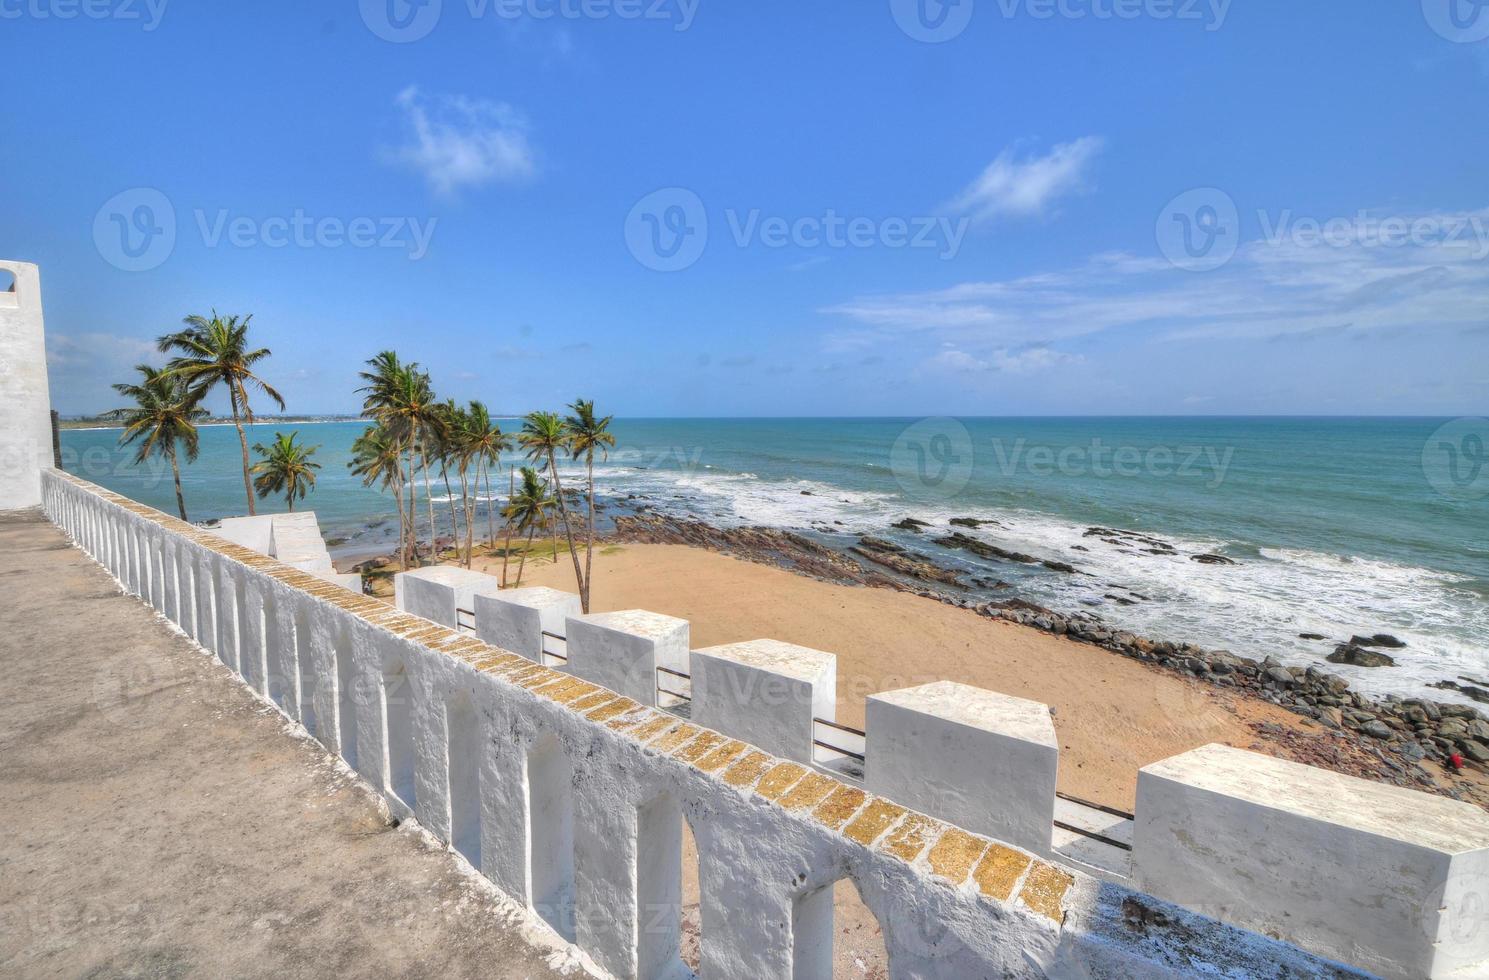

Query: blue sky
<box><xmin>4</xmin><ymin>0</ymin><xmax>1487</xmax><ymax>417</ymax></box>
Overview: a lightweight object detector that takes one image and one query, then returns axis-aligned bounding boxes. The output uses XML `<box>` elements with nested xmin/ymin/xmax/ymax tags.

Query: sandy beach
<box><xmin>431</xmin><ymin>539</ymin><xmax>1488</xmax><ymax>812</ymax></box>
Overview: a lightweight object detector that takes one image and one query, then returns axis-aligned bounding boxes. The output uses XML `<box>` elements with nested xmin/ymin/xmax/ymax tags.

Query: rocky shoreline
<box><xmin>612</xmin><ymin>511</ymin><xmax>1489</xmax><ymax>801</ymax></box>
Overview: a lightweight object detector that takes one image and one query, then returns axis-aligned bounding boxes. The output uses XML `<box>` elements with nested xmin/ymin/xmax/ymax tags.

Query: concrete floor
<box><xmin>0</xmin><ymin>509</ymin><xmax>578</xmax><ymax>980</ymax></box>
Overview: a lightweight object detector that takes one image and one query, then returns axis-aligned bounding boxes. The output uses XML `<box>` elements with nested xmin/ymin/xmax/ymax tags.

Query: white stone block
<box><xmin>866</xmin><ymin>681</ymin><xmax>1058</xmax><ymax>856</ymax></box>
<box><xmin>474</xmin><ymin>586</ymin><xmax>581</xmax><ymax>663</ymax></box>
<box><xmin>690</xmin><ymin>639</ymin><xmax>836</xmax><ymax>765</ymax></box>
<box><xmin>0</xmin><ymin>261</ymin><xmax>53</xmax><ymax>511</ymax></box>
<box><xmin>394</xmin><ymin>565</ymin><xmax>503</xmax><ymax>628</ymax></box>
<box><xmin>565</xmin><ymin>610</ymin><xmax>689</xmax><ymax>707</ymax></box>
<box><xmin>215</xmin><ymin>515</ymin><xmax>276</xmax><ymax>555</ymax></box>
<box><xmin>1133</xmin><ymin>743</ymin><xmax>1489</xmax><ymax>980</ymax></box>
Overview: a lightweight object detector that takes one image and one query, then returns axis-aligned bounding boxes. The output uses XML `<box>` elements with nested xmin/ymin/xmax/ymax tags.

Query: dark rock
<box><xmin>891</xmin><ymin>518</ymin><xmax>930</xmax><ymax>532</ymax></box>
<box><xmin>1327</xmin><ymin>645</ymin><xmax>1396</xmax><ymax>668</ymax></box>
<box><xmin>1190</xmin><ymin>553</ymin><xmax>1237</xmax><ymax>566</ymax></box>
<box><xmin>1298</xmin><ymin>632</ymin><xmax>1327</xmax><ymax>641</ymax></box>
<box><xmin>1042</xmin><ymin>560</ymin><xmax>1078</xmax><ymax>574</ymax></box>
<box><xmin>1361</xmin><ymin>720</ymin><xmax>1394</xmax><ymax>739</ymax></box>
<box><xmin>933</xmin><ymin>532</ymin><xmax>1037</xmax><ymax>565</ymax></box>
<box><xmin>857</xmin><ymin>536</ymin><xmax>903</xmax><ymax>553</ymax></box>
<box><xmin>1429</xmin><ymin>681</ymin><xmax>1489</xmax><ymax>705</ymax></box>
<box><xmin>950</xmin><ymin>517</ymin><xmax>997</xmax><ymax>528</ymax></box>
<box><xmin>1265</xmin><ymin>667</ymin><xmax>1297</xmax><ymax>686</ymax></box>
<box><xmin>1350</xmin><ymin>634</ymin><xmax>1406</xmax><ymax>649</ymax></box>
<box><xmin>1461</xmin><ymin>741</ymin><xmax>1489</xmax><ymax>764</ymax></box>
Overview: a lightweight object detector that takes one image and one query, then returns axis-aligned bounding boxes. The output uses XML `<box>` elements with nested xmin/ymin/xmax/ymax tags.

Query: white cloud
<box><xmin>916</xmin><ymin>345</ymin><xmax>1081</xmax><ymax>377</ymax></box>
<box><xmin>389</xmin><ymin>86</ymin><xmax>537</xmax><ymax>196</ymax></box>
<box><xmin>46</xmin><ymin>332</ymin><xmax>156</xmax><ymax>371</ymax></box>
<box><xmin>948</xmin><ymin>137</ymin><xmax>1103</xmax><ymax>222</ymax></box>
<box><xmin>824</xmin><ymin>207</ymin><xmax>1489</xmax><ymax>349</ymax></box>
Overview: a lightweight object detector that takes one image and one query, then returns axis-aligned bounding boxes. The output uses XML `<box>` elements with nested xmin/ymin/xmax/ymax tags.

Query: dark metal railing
<box><xmin>812</xmin><ymin>717</ymin><xmax>866</xmax><ymax>764</ymax></box>
<box><xmin>1053</xmin><ymin>791</ymin><xmax>1135</xmax><ymax>852</ymax></box>
<box><xmin>540</xmin><ymin>630</ymin><xmax>568</xmax><ymax>666</ymax></box>
<box><xmin>455</xmin><ymin>607</ymin><xmax>476</xmax><ymax>633</ymax></box>
<box><xmin>655</xmin><ymin>665</ymin><xmax>692</xmax><ymax>703</ymax></box>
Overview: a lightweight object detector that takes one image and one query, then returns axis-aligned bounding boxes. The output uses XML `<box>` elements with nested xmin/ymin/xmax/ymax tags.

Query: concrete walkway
<box><xmin>0</xmin><ymin>510</ymin><xmax>575</xmax><ymax>980</ymax></box>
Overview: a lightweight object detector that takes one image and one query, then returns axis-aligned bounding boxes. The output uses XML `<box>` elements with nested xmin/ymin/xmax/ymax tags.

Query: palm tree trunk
<box><xmin>484</xmin><ymin>459</ymin><xmax>497</xmax><ymax>549</ymax></box>
<box><xmin>392</xmin><ymin>477</ymin><xmax>408</xmax><ymax>570</ymax></box>
<box><xmin>546</xmin><ymin>451</ymin><xmax>586</xmax><ymax>608</ymax></box>
<box><xmin>170</xmin><ymin>448</ymin><xmax>188</xmax><ymax>521</ymax></box>
<box><xmin>551</xmin><ymin>515</ymin><xmax>559</xmax><ymax>563</ymax></box>
<box><xmin>501</xmin><ymin>519</ymin><xmax>515</xmax><ymax>587</ymax></box>
<box><xmin>230</xmin><ymin>386</ymin><xmax>255</xmax><ymax>516</ymax></box>
<box><xmin>441</xmin><ymin>458</ymin><xmax>461</xmax><ymax>559</ymax></box>
<box><xmin>417</xmin><ymin>429</ymin><xmax>437</xmax><ymax>559</ymax></box>
<box><xmin>515</xmin><ymin>524</ymin><xmax>535</xmax><ymax>587</ymax></box>
<box><xmin>584</xmin><ymin>454</ymin><xmax>595</xmax><ymax>611</ymax></box>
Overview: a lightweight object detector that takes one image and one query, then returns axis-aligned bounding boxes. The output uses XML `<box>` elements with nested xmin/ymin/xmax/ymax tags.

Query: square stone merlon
<box><xmin>394</xmin><ymin>566</ymin><xmax>503</xmax><ymax>629</ymax></box>
<box><xmin>1132</xmin><ymin>743</ymin><xmax>1489</xmax><ymax>980</ymax></box>
<box><xmin>565</xmin><ymin>610</ymin><xmax>689</xmax><ymax>707</ymax></box>
<box><xmin>474</xmin><ymin>587</ymin><xmax>581</xmax><ymax>663</ymax></box>
<box><xmin>866</xmin><ymin>681</ymin><xmax>1058</xmax><ymax>857</ymax></box>
<box><xmin>690</xmin><ymin>639</ymin><xmax>836</xmax><ymax>765</ymax></box>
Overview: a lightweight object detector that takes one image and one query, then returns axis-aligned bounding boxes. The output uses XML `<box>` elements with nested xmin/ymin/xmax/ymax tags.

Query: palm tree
<box><xmin>251</xmin><ymin>431</ymin><xmax>321</xmax><ymax>511</ymax></box>
<box><xmin>463</xmin><ymin>401</ymin><xmax>510</xmax><ymax>553</ymax></box>
<box><xmin>357</xmin><ymin>352</ymin><xmax>442</xmax><ymax>561</ymax></box>
<box><xmin>503</xmin><ymin>466</ymin><xmax>553</xmax><ymax>588</ymax></box>
<box><xmin>434</xmin><ymin>399</ymin><xmax>466</xmax><ymax>558</ymax></box>
<box><xmin>110</xmin><ymin>365</ymin><xmax>209</xmax><ymax>521</ymax></box>
<box><xmin>158</xmin><ymin>312</ymin><xmax>283</xmax><ymax>516</ymax></box>
<box><xmin>520</xmin><ymin>410</ymin><xmax>584</xmax><ymax>597</ymax></box>
<box><xmin>564</xmin><ymin>399</ymin><xmax>614</xmax><ymax>613</ymax></box>
<box><xmin>349</xmin><ymin>423</ymin><xmax>409</xmax><ymax>568</ymax></box>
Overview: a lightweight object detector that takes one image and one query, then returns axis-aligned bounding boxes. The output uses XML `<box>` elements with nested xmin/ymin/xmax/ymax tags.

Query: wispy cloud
<box><xmin>916</xmin><ymin>344</ymin><xmax>1082</xmax><ymax>377</ymax></box>
<box><xmin>948</xmin><ymin>137</ymin><xmax>1103</xmax><ymax>223</ymax></box>
<box><xmin>824</xmin><ymin>207</ymin><xmax>1489</xmax><ymax>351</ymax></box>
<box><xmin>388</xmin><ymin>86</ymin><xmax>537</xmax><ymax>196</ymax></box>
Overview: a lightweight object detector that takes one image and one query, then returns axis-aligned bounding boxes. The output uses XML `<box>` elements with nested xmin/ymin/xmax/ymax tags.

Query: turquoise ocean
<box><xmin>61</xmin><ymin>417</ymin><xmax>1488</xmax><ymax>707</ymax></box>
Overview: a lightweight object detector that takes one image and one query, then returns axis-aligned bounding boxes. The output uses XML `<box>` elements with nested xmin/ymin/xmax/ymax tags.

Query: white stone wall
<box><xmin>690</xmin><ymin>639</ymin><xmax>836</xmax><ymax>765</ymax></box>
<box><xmin>394</xmin><ymin>565</ymin><xmax>504</xmax><ymax>628</ymax></box>
<box><xmin>0</xmin><ymin>261</ymin><xmax>54</xmax><ymax>511</ymax></box>
<box><xmin>565</xmin><ymin>610</ymin><xmax>689</xmax><ymax>707</ymax></box>
<box><xmin>474</xmin><ymin>586</ymin><xmax>581</xmax><ymax>663</ymax></box>
<box><xmin>42</xmin><ymin>471</ymin><xmax>1410</xmax><ymax>980</ymax></box>
<box><xmin>1133</xmin><ymin>743</ymin><xmax>1489</xmax><ymax>980</ymax></box>
<box><xmin>866</xmin><ymin>681</ymin><xmax>1060</xmax><ymax>859</ymax></box>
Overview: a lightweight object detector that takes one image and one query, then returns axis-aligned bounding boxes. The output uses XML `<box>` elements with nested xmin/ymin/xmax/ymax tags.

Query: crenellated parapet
<box><xmin>45</xmin><ymin>469</ymin><xmax>1480</xmax><ymax>979</ymax></box>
